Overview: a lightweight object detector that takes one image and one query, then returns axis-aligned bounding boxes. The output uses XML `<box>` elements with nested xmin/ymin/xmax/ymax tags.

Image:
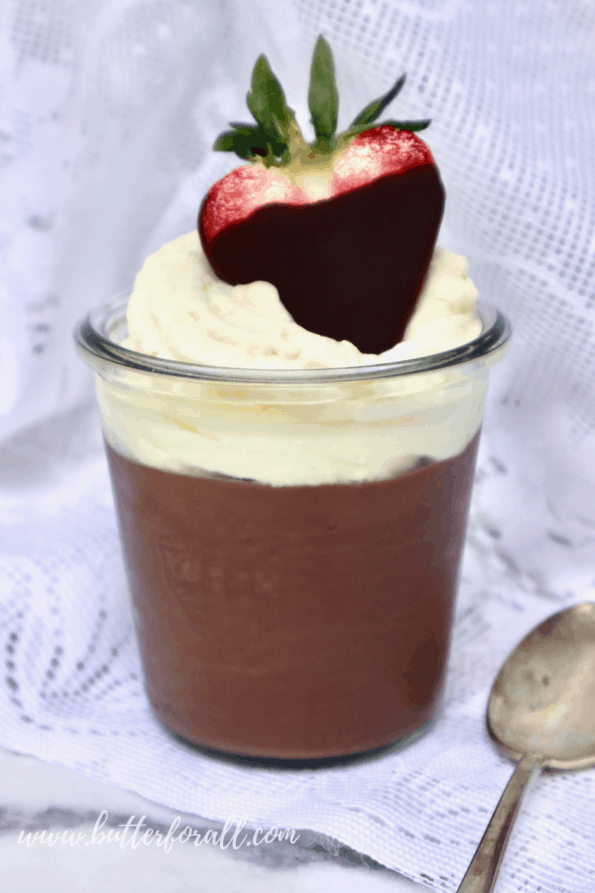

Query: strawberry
<box><xmin>199</xmin><ymin>37</ymin><xmax>444</xmax><ymax>355</ymax></box>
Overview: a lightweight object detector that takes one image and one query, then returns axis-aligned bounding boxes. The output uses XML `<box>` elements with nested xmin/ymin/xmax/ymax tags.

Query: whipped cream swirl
<box><xmin>95</xmin><ymin>231</ymin><xmax>490</xmax><ymax>485</ymax></box>
<box><xmin>124</xmin><ymin>231</ymin><xmax>482</xmax><ymax>367</ymax></box>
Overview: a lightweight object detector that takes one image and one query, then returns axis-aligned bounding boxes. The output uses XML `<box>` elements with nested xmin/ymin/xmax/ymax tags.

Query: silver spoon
<box><xmin>456</xmin><ymin>601</ymin><xmax>595</xmax><ymax>893</ymax></box>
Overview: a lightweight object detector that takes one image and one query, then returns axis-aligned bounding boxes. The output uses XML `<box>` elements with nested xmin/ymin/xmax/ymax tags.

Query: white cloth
<box><xmin>1</xmin><ymin>1</ymin><xmax>594</xmax><ymax>890</ymax></box>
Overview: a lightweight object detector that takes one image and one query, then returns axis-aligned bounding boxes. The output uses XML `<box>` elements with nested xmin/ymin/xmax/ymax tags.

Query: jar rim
<box><xmin>74</xmin><ymin>292</ymin><xmax>511</xmax><ymax>384</ymax></box>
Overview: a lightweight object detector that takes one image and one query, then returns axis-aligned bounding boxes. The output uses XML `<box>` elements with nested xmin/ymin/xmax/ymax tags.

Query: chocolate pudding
<box><xmin>106</xmin><ymin>430</ymin><xmax>479</xmax><ymax>763</ymax></box>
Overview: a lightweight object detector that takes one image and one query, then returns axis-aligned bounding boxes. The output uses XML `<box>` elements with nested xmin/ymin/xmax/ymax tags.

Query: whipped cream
<box><xmin>123</xmin><ymin>231</ymin><xmax>482</xmax><ymax>368</ymax></box>
<box><xmin>97</xmin><ymin>232</ymin><xmax>488</xmax><ymax>485</ymax></box>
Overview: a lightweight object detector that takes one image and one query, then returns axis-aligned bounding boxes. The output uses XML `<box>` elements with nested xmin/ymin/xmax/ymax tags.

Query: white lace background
<box><xmin>1</xmin><ymin>1</ymin><xmax>594</xmax><ymax>890</ymax></box>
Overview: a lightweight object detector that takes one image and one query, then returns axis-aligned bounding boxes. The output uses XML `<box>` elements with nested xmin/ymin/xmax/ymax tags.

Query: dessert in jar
<box><xmin>76</xmin><ymin>37</ymin><xmax>510</xmax><ymax>765</ymax></box>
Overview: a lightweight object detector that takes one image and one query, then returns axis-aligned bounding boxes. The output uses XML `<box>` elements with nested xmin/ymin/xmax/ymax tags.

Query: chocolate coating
<box><xmin>200</xmin><ymin>165</ymin><xmax>444</xmax><ymax>355</ymax></box>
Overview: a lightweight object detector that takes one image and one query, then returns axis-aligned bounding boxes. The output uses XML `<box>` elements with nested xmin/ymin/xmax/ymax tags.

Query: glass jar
<box><xmin>75</xmin><ymin>296</ymin><xmax>510</xmax><ymax>766</ymax></box>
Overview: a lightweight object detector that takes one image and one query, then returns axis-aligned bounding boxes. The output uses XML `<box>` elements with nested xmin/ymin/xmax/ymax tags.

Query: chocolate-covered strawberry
<box><xmin>199</xmin><ymin>36</ymin><xmax>444</xmax><ymax>355</ymax></box>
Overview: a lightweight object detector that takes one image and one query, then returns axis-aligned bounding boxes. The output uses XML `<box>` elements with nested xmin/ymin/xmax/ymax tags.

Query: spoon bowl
<box><xmin>457</xmin><ymin>602</ymin><xmax>595</xmax><ymax>892</ymax></box>
<box><xmin>488</xmin><ymin>602</ymin><xmax>595</xmax><ymax>768</ymax></box>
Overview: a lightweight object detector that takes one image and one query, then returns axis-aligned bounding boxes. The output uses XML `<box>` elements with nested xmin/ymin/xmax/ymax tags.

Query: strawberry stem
<box><xmin>212</xmin><ymin>37</ymin><xmax>432</xmax><ymax>166</ymax></box>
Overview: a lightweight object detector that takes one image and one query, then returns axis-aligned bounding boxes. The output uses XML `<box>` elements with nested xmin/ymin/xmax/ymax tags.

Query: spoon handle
<box><xmin>456</xmin><ymin>753</ymin><xmax>543</xmax><ymax>893</ymax></box>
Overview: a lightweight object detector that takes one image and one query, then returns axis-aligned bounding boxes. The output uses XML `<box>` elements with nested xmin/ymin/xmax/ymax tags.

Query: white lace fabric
<box><xmin>1</xmin><ymin>2</ymin><xmax>594</xmax><ymax>890</ymax></box>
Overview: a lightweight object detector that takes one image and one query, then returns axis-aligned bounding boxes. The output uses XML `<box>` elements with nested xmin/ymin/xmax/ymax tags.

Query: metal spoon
<box><xmin>457</xmin><ymin>601</ymin><xmax>595</xmax><ymax>893</ymax></box>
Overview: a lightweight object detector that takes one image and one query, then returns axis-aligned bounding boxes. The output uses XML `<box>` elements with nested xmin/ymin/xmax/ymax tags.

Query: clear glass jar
<box><xmin>75</xmin><ymin>295</ymin><xmax>510</xmax><ymax>766</ymax></box>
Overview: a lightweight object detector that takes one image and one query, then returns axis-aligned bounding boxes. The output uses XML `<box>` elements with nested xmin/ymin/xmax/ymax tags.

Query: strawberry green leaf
<box><xmin>213</xmin><ymin>127</ymin><xmax>269</xmax><ymax>161</ymax></box>
<box><xmin>349</xmin><ymin>73</ymin><xmax>406</xmax><ymax>129</ymax></box>
<box><xmin>229</xmin><ymin>122</ymin><xmax>285</xmax><ymax>154</ymax></box>
<box><xmin>342</xmin><ymin>117</ymin><xmax>432</xmax><ymax>142</ymax></box>
<box><xmin>213</xmin><ymin>131</ymin><xmax>237</xmax><ymax>152</ymax></box>
<box><xmin>383</xmin><ymin>118</ymin><xmax>432</xmax><ymax>132</ymax></box>
<box><xmin>228</xmin><ymin>121</ymin><xmax>259</xmax><ymax>134</ymax></box>
<box><xmin>214</xmin><ymin>122</ymin><xmax>287</xmax><ymax>162</ymax></box>
<box><xmin>308</xmin><ymin>35</ymin><xmax>339</xmax><ymax>148</ymax></box>
<box><xmin>213</xmin><ymin>130</ymin><xmax>262</xmax><ymax>161</ymax></box>
<box><xmin>246</xmin><ymin>54</ymin><xmax>295</xmax><ymax>147</ymax></box>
